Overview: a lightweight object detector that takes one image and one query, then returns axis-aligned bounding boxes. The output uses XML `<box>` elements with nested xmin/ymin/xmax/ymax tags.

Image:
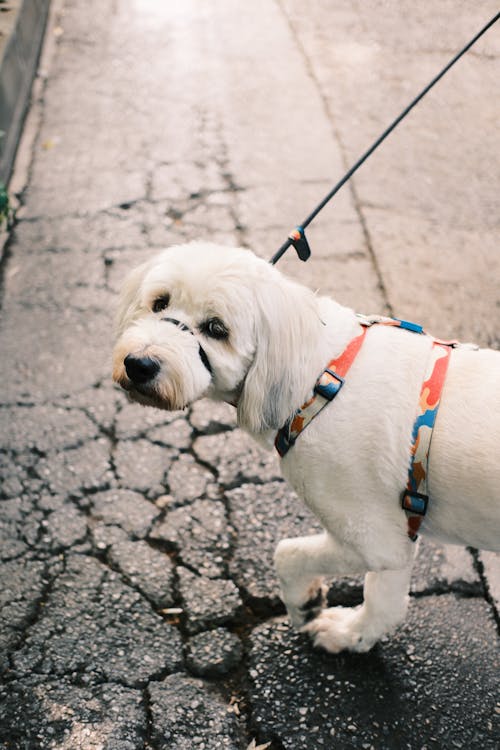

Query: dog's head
<box><xmin>112</xmin><ymin>242</ymin><xmax>323</xmax><ymax>433</ymax></box>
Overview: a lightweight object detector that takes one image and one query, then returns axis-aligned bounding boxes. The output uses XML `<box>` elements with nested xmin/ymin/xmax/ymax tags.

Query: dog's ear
<box><xmin>114</xmin><ymin>261</ymin><xmax>151</xmax><ymax>337</ymax></box>
<box><xmin>237</xmin><ymin>273</ymin><xmax>322</xmax><ymax>433</ymax></box>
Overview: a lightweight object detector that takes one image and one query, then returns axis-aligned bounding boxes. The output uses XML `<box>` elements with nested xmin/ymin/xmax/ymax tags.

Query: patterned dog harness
<box><xmin>275</xmin><ymin>315</ymin><xmax>461</xmax><ymax>541</ymax></box>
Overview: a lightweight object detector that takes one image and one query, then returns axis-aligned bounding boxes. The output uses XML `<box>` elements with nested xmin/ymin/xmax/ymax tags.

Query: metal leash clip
<box><xmin>288</xmin><ymin>226</ymin><xmax>311</xmax><ymax>261</ymax></box>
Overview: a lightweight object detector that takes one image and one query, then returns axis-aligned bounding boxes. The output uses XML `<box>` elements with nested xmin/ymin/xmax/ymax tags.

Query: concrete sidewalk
<box><xmin>0</xmin><ymin>1</ymin><xmax>499</xmax><ymax>748</ymax></box>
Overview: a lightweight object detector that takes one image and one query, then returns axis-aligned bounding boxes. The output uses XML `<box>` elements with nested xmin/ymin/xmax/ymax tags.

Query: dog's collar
<box><xmin>275</xmin><ymin>315</ymin><xmax>459</xmax><ymax>541</ymax></box>
<box><xmin>274</xmin><ymin>325</ymin><xmax>367</xmax><ymax>458</ymax></box>
<box><xmin>274</xmin><ymin>315</ymin><xmax>420</xmax><ymax>457</ymax></box>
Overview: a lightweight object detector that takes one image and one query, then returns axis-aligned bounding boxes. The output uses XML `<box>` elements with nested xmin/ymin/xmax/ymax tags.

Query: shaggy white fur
<box><xmin>113</xmin><ymin>242</ymin><xmax>500</xmax><ymax>652</ymax></box>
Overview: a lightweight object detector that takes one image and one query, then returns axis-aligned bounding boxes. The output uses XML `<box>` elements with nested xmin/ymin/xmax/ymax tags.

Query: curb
<box><xmin>0</xmin><ymin>0</ymin><xmax>50</xmax><ymax>185</ymax></box>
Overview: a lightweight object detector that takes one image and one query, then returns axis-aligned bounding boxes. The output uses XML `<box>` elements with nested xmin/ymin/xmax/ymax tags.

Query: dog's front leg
<box><xmin>304</xmin><ymin>564</ymin><xmax>415</xmax><ymax>653</ymax></box>
<box><xmin>274</xmin><ymin>532</ymin><xmax>367</xmax><ymax>629</ymax></box>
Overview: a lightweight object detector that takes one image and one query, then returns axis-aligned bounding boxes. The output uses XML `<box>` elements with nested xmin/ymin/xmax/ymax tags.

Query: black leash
<box><xmin>270</xmin><ymin>11</ymin><xmax>500</xmax><ymax>265</ymax></box>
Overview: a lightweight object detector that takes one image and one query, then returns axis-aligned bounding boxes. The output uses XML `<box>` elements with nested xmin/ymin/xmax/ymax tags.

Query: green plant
<box><xmin>0</xmin><ymin>183</ymin><xmax>11</xmax><ymax>228</ymax></box>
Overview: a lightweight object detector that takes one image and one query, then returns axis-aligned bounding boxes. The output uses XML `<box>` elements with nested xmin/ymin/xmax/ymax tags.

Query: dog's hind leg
<box><xmin>304</xmin><ymin>563</ymin><xmax>415</xmax><ymax>653</ymax></box>
<box><xmin>274</xmin><ymin>532</ymin><xmax>367</xmax><ymax>629</ymax></box>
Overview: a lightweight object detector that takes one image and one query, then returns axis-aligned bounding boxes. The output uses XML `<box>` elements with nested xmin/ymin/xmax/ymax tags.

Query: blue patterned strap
<box><xmin>402</xmin><ymin>341</ymin><xmax>453</xmax><ymax>540</ymax></box>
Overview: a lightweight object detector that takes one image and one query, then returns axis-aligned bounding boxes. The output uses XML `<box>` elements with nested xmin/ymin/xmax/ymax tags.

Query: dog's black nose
<box><xmin>124</xmin><ymin>355</ymin><xmax>160</xmax><ymax>384</ymax></box>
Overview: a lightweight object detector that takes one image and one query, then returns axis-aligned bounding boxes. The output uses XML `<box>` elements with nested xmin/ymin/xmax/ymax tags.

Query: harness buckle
<box><xmin>275</xmin><ymin>424</ymin><xmax>296</xmax><ymax>458</ymax></box>
<box><xmin>314</xmin><ymin>369</ymin><xmax>344</xmax><ymax>401</ymax></box>
<box><xmin>401</xmin><ymin>490</ymin><xmax>429</xmax><ymax>516</ymax></box>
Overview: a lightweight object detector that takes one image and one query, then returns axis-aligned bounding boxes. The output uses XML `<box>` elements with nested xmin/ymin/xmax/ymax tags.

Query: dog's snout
<box><xmin>124</xmin><ymin>354</ymin><xmax>160</xmax><ymax>384</ymax></box>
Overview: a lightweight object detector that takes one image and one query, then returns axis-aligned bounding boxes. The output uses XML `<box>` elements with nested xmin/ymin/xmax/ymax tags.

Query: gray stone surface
<box><xmin>151</xmin><ymin>498</ymin><xmax>230</xmax><ymax>578</ymax></box>
<box><xmin>68</xmin><ymin>384</ymin><xmax>121</xmax><ymax>434</ymax></box>
<box><xmin>114</xmin><ymin>400</ymin><xmax>184</xmax><ymax>440</ymax></box>
<box><xmin>113</xmin><ymin>439</ymin><xmax>176</xmax><ymax>497</ymax></box>
<box><xmin>103</xmin><ymin>528</ymin><xmax>176</xmax><ymax>610</ymax></box>
<box><xmin>165</xmin><ymin>453</ymin><xmax>214</xmax><ymax>503</ymax></box>
<box><xmin>248</xmin><ymin>597</ymin><xmax>500</xmax><ymax>749</ymax></box>
<box><xmin>6</xmin><ymin>246</ymin><xmax>109</xmax><ymax>312</ymax></box>
<box><xmin>480</xmin><ymin>551</ymin><xmax>500</xmax><ymax>617</ymax></box>
<box><xmin>11</xmin><ymin>555</ymin><xmax>183</xmax><ymax>686</ymax></box>
<box><xmin>0</xmin><ymin>449</ymin><xmax>44</xmax><ymax>499</ymax></box>
<box><xmin>36</xmin><ymin>438</ymin><xmax>113</xmax><ymax>496</ymax></box>
<box><xmin>10</xmin><ymin>209</ymin><xmax>148</xmax><ymax>257</ymax></box>
<box><xmin>147</xmin><ymin>417</ymin><xmax>193</xmax><ymax>450</ymax></box>
<box><xmin>41</xmin><ymin>499</ymin><xmax>89</xmax><ymax>551</ymax></box>
<box><xmin>0</xmin><ymin>678</ymin><xmax>146</xmax><ymax>750</ymax></box>
<box><xmin>178</xmin><ymin>567</ymin><xmax>243</xmax><ymax>634</ymax></box>
<box><xmin>0</xmin><ymin>405</ymin><xmax>99</xmax><ymax>452</ymax></box>
<box><xmin>186</xmin><ymin>628</ymin><xmax>244</xmax><ymax>677</ymax></box>
<box><xmin>189</xmin><ymin>398</ymin><xmax>237</xmax><ymax>434</ymax></box>
<box><xmin>149</xmin><ymin>674</ymin><xmax>246</xmax><ymax>749</ymax></box>
<box><xmin>0</xmin><ymin>0</ymin><xmax>498</xmax><ymax>747</ymax></box>
<box><xmin>0</xmin><ymin>493</ymin><xmax>89</xmax><ymax>560</ymax></box>
<box><xmin>0</xmin><ymin>496</ymin><xmax>39</xmax><ymax>559</ymax></box>
<box><xmin>90</xmin><ymin>488</ymin><xmax>160</xmax><ymax>537</ymax></box>
<box><xmin>193</xmin><ymin>429</ymin><xmax>281</xmax><ymax>488</ymax></box>
<box><xmin>0</xmin><ymin>305</ymin><xmax>111</xmax><ymax>403</ymax></box>
<box><xmin>412</xmin><ymin>539</ymin><xmax>480</xmax><ymax>595</ymax></box>
<box><xmin>0</xmin><ymin>556</ymin><xmax>51</xmax><ymax>672</ymax></box>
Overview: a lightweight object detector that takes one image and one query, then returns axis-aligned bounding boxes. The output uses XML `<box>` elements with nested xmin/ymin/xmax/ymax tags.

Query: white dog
<box><xmin>112</xmin><ymin>242</ymin><xmax>500</xmax><ymax>652</ymax></box>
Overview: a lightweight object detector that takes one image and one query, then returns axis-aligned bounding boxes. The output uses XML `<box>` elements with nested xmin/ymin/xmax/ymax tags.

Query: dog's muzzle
<box><xmin>122</xmin><ymin>317</ymin><xmax>213</xmax><ymax>388</ymax></box>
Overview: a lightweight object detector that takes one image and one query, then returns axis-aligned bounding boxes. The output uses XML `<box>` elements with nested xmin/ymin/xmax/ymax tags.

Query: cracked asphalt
<box><xmin>0</xmin><ymin>1</ymin><xmax>499</xmax><ymax>748</ymax></box>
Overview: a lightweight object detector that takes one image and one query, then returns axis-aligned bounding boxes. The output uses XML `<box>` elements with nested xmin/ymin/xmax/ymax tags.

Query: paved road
<box><xmin>0</xmin><ymin>1</ymin><xmax>499</xmax><ymax>748</ymax></box>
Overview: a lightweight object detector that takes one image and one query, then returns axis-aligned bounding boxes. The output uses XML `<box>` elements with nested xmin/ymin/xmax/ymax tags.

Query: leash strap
<box><xmin>275</xmin><ymin>317</ymin><xmax>456</xmax><ymax>540</ymax></box>
<box><xmin>270</xmin><ymin>11</ymin><xmax>500</xmax><ymax>266</ymax></box>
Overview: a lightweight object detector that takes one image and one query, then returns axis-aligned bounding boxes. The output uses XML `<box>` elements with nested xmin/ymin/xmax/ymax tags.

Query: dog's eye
<box><xmin>152</xmin><ymin>294</ymin><xmax>170</xmax><ymax>313</ymax></box>
<box><xmin>200</xmin><ymin>317</ymin><xmax>229</xmax><ymax>340</ymax></box>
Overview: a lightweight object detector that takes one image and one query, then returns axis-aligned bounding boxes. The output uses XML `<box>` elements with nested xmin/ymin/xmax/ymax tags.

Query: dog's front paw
<box><xmin>303</xmin><ymin>606</ymin><xmax>378</xmax><ymax>654</ymax></box>
<box><xmin>298</xmin><ymin>582</ymin><xmax>328</xmax><ymax>623</ymax></box>
<box><xmin>286</xmin><ymin>581</ymin><xmax>327</xmax><ymax>628</ymax></box>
